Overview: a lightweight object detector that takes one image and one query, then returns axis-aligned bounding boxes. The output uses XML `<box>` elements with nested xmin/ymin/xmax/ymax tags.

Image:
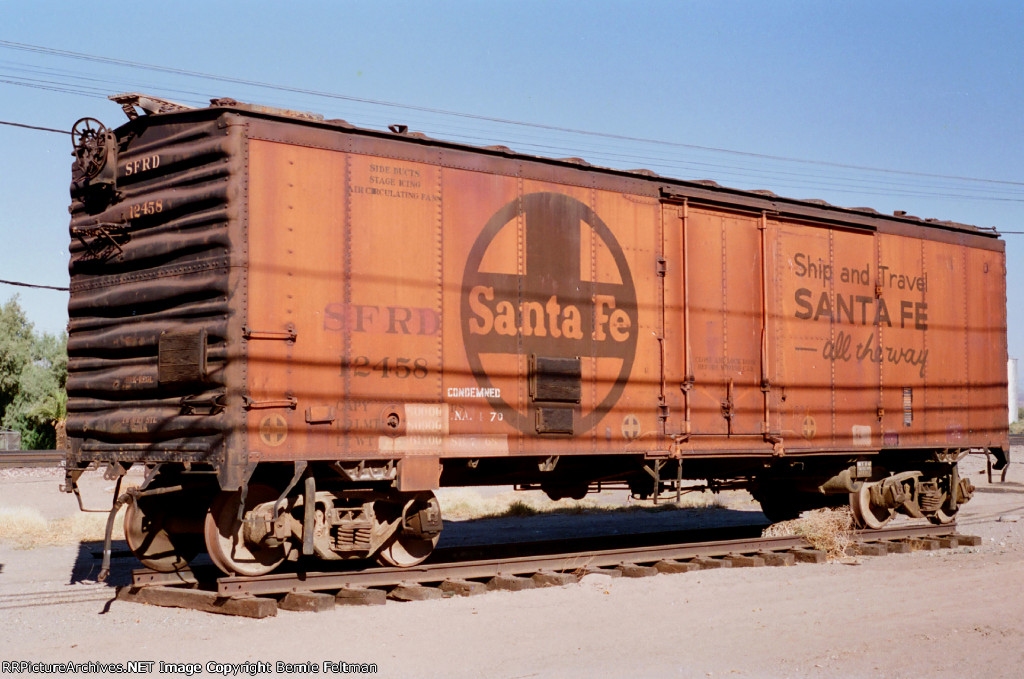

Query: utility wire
<box><xmin>0</xmin><ymin>119</ymin><xmax>66</xmax><ymax>134</ymax></box>
<box><xmin>2</xmin><ymin>80</ymin><xmax>1021</xmax><ymax>204</ymax></box>
<box><xmin>1</xmin><ymin>39</ymin><xmax>1022</xmax><ymax>190</ymax></box>
<box><xmin>0</xmin><ymin>279</ymin><xmax>68</xmax><ymax>292</ymax></box>
<box><xmin>1</xmin><ymin>42</ymin><xmax>1022</xmax><ymax>231</ymax></box>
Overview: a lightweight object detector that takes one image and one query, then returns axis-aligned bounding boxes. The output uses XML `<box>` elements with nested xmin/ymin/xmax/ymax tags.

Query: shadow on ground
<box><xmin>70</xmin><ymin>539</ymin><xmax>132</xmax><ymax>586</ymax></box>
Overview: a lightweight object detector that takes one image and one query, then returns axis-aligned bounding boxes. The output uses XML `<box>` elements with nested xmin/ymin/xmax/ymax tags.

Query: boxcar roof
<box><xmin>113</xmin><ymin>95</ymin><xmax>1003</xmax><ymax>246</ymax></box>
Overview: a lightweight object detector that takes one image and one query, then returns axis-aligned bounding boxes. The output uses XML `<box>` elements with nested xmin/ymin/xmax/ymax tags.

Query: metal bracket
<box><xmin>243</xmin><ymin>324</ymin><xmax>297</xmax><ymax>342</ymax></box>
<box><xmin>243</xmin><ymin>396</ymin><xmax>297</xmax><ymax>410</ymax></box>
<box><xmin>273</xmin><ymin>461</ymin><xmax>309</xmax><ymax>520</ymax></box>
<box><xmin>720</xmin><ymin>378</ymin><xmax>735</xmax><ymax>423</ymax></box>
<box><xmin>538</xmin><ymin>456</ymin><xmax>559</xmax><ymax>473</ymax></box>
<box><xmin>302</xmin><ymin>476</ymin><xmax>316</xmax><ymax>556</ymax></box>
<box><xmin>986</xmin><ymin>448</ymin><xmax>1010</xmax><ymax>483</ymax></box>
<box><xmin>73</xmin><ymin>222</ymin><xmax>130</xmax><ymax>262</ymax></box>
<box><xmin>330</xmin><ymin>460</ymin><xmax>397</xmax><ymax>483</ymax></box>
<box><xmin>138</xmin><ymin>464</ymin><xmax>163</xmax><ymax>490</ymax></box>
<box><xmin>179</xmin><ymin>392</ymin><xmax>226</xmax><ymax>416</ymax></box>
<box><xmin>642</xmin><ymin>460</ymin><xmax>666</xmax><ymax>505</ymax></box>
<box><xmin>109</xmin><ymin>92</ymin><xmax>193</xmax><ymax>119</ymax></box>
<box><xmin>101</xmin><ymin>462</ymin><xmax>128</xmax><ymax>481</ymax></box>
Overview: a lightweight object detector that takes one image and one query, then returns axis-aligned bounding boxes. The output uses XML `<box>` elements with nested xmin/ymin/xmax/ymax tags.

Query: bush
<box><xmin>0</xmin><ymin>297</ymin><xmax>66</xmax><ymax>449</ymax></box>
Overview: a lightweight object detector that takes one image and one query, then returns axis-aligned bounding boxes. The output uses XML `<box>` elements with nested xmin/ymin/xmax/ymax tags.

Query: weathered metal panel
<box><xmin>241</xmin><ymin>132</ymin><xmax>660</xmax><ymax>461</ymax></box>
<box><xmin>244</xmin><ymin>140</ymin><xmax>352</xmax><ymax>459</ymax></box>
<box><xmin>67</xmin><ymin>114</ymin><xmax>246</xmax><ymax>469</ymax></box>
<box><xmin>660</xmin><ymin>203</ymin><xmax>687</xmax><ymax>438</ymax></box>
<box><xmin>875</xmin><ymin>232</ymin><xmax>931</xmax><ymax>449</ymax></box>
<box><xmin>738</xmin><ymin>217</ymin><xmax>1007</xmax><ymax>456</ymax></box>
<box><xmin>965</xmin><ymin>246</ymin><xmax>1009</xmax><ymax>446</ymax></box>
<box><xmin>682</xmin><ymin>207</ymin><xmax>764</xmax><ymax>439</ymax></box>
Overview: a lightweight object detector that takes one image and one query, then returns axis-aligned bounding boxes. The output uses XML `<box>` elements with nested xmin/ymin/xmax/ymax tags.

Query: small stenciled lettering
<box><xmin>124</xmin><ymin>200</ymin><xmax>164</xmax><ymax>220</ymax></box>
<box><xmin>123</xmin><ymin>153</ymin><xmax>161</xmax><ymax>176</ymax></box>
<box><xmin>446</xmin><ymin>386</ymin><xmax>502</xmax><ymax>399</ymax></box>
<box><xmin>353</xmin><ymin>163</ymin><xmax>436</xmax><ymax>201</ymax></box>
<box><xmin>343</xmin><ymin>355</ymin><xmax>429</xmax><ymax>379</ymax></box>
<box><xmin>324</xmin><ymin>303</ymin><xmax>440</xmax><ymax>335</ymax></box>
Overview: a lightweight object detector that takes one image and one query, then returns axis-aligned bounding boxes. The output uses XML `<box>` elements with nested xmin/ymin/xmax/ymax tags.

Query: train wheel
<box><xmin>124</xmin><ymin>496</ymin><xmax>200</xmax><ymax>572</ymax></box>
<box><xmin>754</xmin><ymin>492</ymin><xmax>803</xmax><ymax>523</ymax></box>
<box><xmin>753</xmin><ymin>485</ymin><xmax>839</xmax><ymax>524</ymax></box>
<box><xmin>926</xmin><ymin>472</ymin><xmax>967</xmax><ymax>525</ymax></box>
<box><xmin>376</xmin><ymin>492</ymin><xmax>441</xmax><ymax>568</ymax></box>
<box><xmin>927</xmin><ymin>506</ymin><xmax>958</xmax><ymax>525</ymax></box>
<box><xmin>850</xmin><ymin>483</ymin><xmax>894</xmax><ymax>529</ymax></box>
<box><xmin>204</xmin><ymin>484</ymin><xmax>287</xmax><ymax>576</ymax></box>
<box><xmin>377</xmin><ymin>532</ymin><xmax>440</xmax><ymax>568</ymax></box>
<box><xmin>927</xmin><ymin>492</ymin><xmax>959</xmax><ymax>525</ymax></box>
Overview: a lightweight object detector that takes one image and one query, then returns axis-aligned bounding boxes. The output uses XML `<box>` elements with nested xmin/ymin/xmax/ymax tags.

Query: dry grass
<box><xmin>498</xmin><ymin>499</ymin><xmax>541</xmax><ymax>518</ymax></box>
<box><xmin>437</xmin><ymin>487</ymin><xmax>727</xmax><ymax>521</ymax></box>
<box><xmin>0</xmin><ymin>507</ymin><xmax>119</xmax><ymax>549</ymax></box>
<box><xmin>762</xmin><ymin>507</ymin><xmax>854</xmax><ymax>561</ymax></box>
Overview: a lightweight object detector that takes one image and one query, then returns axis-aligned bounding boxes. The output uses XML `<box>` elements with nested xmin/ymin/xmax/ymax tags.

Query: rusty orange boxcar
<box><xmin>65</xmin><ymin>95</ymin><xmax>1008</xmax><ymax>575</ymax></box>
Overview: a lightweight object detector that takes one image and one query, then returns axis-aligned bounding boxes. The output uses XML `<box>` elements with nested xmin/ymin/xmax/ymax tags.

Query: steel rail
<box><xmin>0</xmin><ymin>450</ymin><xmax>64</xmax><ymax>468</ymax></box>
<box><xmin>211</xmin><ymin>522</ymin><xmax>958</xmax><ymax>597</ymax></box>
<box><xmin>852</xmin><ymin>522</ymin><xmax>957</xmax><ymax>541</ymax></box>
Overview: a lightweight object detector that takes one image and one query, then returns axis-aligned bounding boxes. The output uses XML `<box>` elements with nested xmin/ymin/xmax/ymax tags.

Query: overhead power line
<box><xmin>0</xmin><ymin>119</ymin><xmax>66</xmax><ymax>134</ymax></box>
<box><xmin>0</xmin><ymin>278</ymin><xmax>68</xmax><ymax>292</ymax></box>
<box><xmin>2</xmin><ymin>40</ymin><xmax>1022</xmax><ymax>217</ymax></box>
<box><xmin>1</xmin><ymin>39</ymin><xmax>1022</xmax><ymax>191</ymax></box>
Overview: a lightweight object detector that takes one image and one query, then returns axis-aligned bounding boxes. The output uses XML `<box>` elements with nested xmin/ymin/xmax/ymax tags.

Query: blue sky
<box><xmin>2</xmin><ymin>1</ymin><xmax>1021</xmax><ymax>394</ymax></box>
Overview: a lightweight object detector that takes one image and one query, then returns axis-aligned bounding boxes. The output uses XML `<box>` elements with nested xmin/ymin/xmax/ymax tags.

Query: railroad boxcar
<box><xmin>64</xmin><ymin>94</ymin><xmax>1008</xmax><ymax>576</ymax></box>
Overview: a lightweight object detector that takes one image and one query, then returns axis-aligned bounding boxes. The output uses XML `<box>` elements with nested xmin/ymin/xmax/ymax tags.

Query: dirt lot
<box><xmin>1</xmin><ymin>449</ymin><xmax>1022</xmax><ymax>678</ymax></box>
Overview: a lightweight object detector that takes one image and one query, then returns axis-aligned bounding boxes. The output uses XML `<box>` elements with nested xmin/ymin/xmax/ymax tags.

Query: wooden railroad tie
<box><xmin>114</xmin><ymin>531</ymin><xmax>981</xmax><ymax>617</ymax></box>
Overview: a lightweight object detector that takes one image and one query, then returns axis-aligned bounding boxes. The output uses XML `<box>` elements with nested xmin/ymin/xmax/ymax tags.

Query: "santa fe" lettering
<box><xmin>467</xmin><ymin>285</ymin><xmax>631</xmax><ymax>341</ymax></box>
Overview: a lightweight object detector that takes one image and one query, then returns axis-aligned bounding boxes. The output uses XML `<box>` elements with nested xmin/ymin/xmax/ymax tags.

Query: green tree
<box><xmin>0</xmin><ymin>297</ymin><xmax>33</xmax><ymax>415</ymax></box>
<box><xmin>0</xmin><ymin>296</ymin><xmax>67</xmax><ymax>449</ymax></box>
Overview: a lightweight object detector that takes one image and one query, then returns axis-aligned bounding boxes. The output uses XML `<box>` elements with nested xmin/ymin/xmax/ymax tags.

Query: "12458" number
<box><xmin>346</xmin><ymin>356</ymin><xmax>429</xmax><ymax>379</ymax></box>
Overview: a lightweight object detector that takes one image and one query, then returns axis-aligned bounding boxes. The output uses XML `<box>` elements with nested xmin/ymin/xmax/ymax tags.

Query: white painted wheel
<box><xmin>124</xmin><ymin>497</ymin><xmax>200</xmax><ymax>572</ymax></box>
<box><xmin>375</xmin><ymin>492</ymin><xmax>441</xmax><ymax>568</ymax></box>
<box><xmin>850</xmin><ymin>483</ymin><xmax>894</xmax><ymax>529</ymax></box>
<box><xmin>928</xmin><ymin>505</ymin><xmax>958</xmax><ymax>525</ymax></box>
<box><xmin>204</xmin><ymin>484</ymin><xmax>288</xmax><ymax>576</ymax></box>
<box><xmin>377</xmin><ymin>532</ymin><xmax>440</xmax><ymax>568</ymax></box>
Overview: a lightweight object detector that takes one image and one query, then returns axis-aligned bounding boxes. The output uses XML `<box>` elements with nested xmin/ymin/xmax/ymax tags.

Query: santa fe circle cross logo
<box><xmin>460</xmin><ymin>192</ymin><xmax>638</xmax><ymax>435</ymax></box>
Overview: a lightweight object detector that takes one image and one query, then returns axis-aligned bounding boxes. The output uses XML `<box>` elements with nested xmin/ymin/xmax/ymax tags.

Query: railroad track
<box><xmin>0</xmin><ymin>450</ymin><xmax>64</xmax><ymax>468</ymax></box>
<box><xmin>0</xmin><ymin>585</ymin><xmax>113</xmax><ymax>611</ymax></box>
<box><xmin>1010</xmin><ymin>433</ymin><xmax>1024</xmax><ymax>447</ymax></box>
<box><xmin>117</xmin><ymin>522</ymin><xmax>975</xmax><ymax>617</ymax></box>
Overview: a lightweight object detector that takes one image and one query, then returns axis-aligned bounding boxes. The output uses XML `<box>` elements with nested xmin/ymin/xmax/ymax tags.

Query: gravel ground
<box><xmin>0</xmin><ymin>449</ymin><xmax>1022</xmax><ymax>678</ymax></box>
